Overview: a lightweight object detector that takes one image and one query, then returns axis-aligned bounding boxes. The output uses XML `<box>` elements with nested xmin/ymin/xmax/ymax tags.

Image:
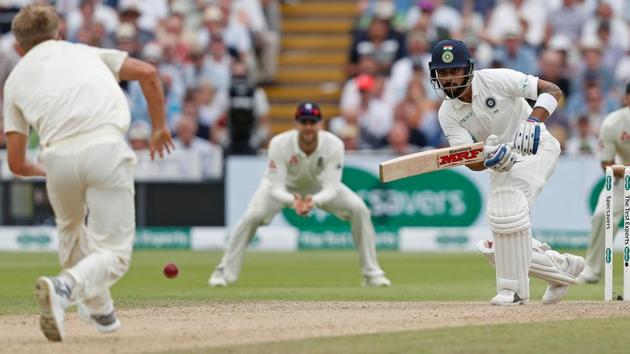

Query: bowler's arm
<box><xmin>6</xmin><ymin>132</ymin><xmax>45</xmax><ymax>177</ymax></box>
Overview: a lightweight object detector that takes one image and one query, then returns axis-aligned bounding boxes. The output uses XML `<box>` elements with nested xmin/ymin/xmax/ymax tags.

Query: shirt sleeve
<box><xmin>2</xmin><ymin>84</ymin><xmax>29</xmax><ymax>136</ymax></box>
<box><xmin>267</xmin><ymin>139</ymin><xmax>294</xmax><ymax>206</ymax></box>
<box><xmin>489</xmin><ymin>68</ymin><xmax>538</xmax><ymax>100</ymax></box>
<box><xmin>438</xmin><ymin>106</ymin><xmax>475</xmax><ymax>147</ymax></box>
<box><xmin>598</xmin><ymin>118</ymin><xmax>617</xmax><ymax>162</ymax></box>
<box><xmin>311</xmin><ymin>139</ymin><xmax>344</xmax><ymax>207</ymax></box>
<box><xmin>88</xmin><ymin>46</ymin><xmax>128</xmax><ymax>81</ymax></box>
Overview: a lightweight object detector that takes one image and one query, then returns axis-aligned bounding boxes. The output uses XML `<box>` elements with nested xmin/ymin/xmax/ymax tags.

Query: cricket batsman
<box><xmin>3</xmin><ymin>5</ymin><xmax>173</xmax><ymax>341</ymax></box>
<box><xmin>430</xmin><ymin>39</ymin><xmax>584</xmax><ymax>305</ymax></box>
<box><xmin>209</xmin><ymin>102</ymin><xmax>391</xmax><ymax>287</ymax></box>
<box><xmin>576</xmin><ymin>83</ymin><xmax>630</xmax><ymax>284</ymax></box>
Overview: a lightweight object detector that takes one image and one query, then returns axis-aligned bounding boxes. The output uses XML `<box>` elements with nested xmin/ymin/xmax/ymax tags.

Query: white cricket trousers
<box><xmin>585</xmin><ymin>180</ymin><xmax>625</xmax><ymax>276</ymax></box>
<box><xmin>39</xmin><ymin>127</ymin><xmax>136</xmax><ymax>315</ymax></box>
<box><xmin>216</xmin><ymin>180</ymin><xmax>385</xmax><ymax>282</ymax></box>
<box><xmin>488</xmin><ymin>131</ymin><xmax>561</xmax><ymax>298</ymax></box>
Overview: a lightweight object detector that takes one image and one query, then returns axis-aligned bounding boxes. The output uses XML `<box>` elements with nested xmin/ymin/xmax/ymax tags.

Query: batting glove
<box><xmin>513</xmin><ymin>117</ymin><xmax>541</xmax><ymax>156</ymax></box>
<box><xmin>484</xmin><ymin>135</ymin><xmax>517</xmax><ymax>173</ymax></box>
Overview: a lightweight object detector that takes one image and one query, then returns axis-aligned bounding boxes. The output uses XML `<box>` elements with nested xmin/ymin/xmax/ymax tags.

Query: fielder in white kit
<box><xmin>429</xmin><ymin>39</ymin><xmax>584</xmax><ymax>305</ymax></box>
<box><xmin>3</xmin><ymin>5</ymin><xmax>173</xmax><ymax>341</ymax></box>
<box><xmin>209</xmin><ymin>102</ymin><xmax>391</xmax><ymax>287</ymax></box>
<box><xmin>577</xmin><ymin>83</ymin><xmax>630</xmax><ymax>284</ymax></box>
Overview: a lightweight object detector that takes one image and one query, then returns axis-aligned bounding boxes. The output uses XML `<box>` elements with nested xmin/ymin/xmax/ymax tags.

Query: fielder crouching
<box><xmin>209</xmin><ymin>102</ymin><xmax>391</xmax><ymax>287</ymax></box>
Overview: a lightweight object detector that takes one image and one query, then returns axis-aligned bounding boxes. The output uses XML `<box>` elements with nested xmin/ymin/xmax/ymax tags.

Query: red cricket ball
<box><xmin>163</xmin><ymin>263</ymin><xmax>178</xmax><ymax>279</ymax></box>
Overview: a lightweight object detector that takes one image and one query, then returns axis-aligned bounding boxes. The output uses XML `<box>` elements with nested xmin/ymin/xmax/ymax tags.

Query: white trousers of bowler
<box><xmin>39</xmin><ymin>128</ymin><xmax>136</xmax><ymax>315</ymax></box>
<box><xmin>216</xmin><ymin>180</ymin><xmax>385</xmax><ymax>282</ymax></box>
<box><xmin>488</xmin><ymin>132</ymin><xmax>561</xmax><ymax>297</ymax></box>
<box><xmin>585</xmin><ymin>179</ymin><xmax>625</xmax><ymax>276</ymax></box>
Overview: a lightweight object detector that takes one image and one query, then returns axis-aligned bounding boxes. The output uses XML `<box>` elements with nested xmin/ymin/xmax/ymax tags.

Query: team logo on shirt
<box><xmin>441</xmin><ymin>51</ymin><xmax>454</xmax><ymax>64</ymax></box>
<box><xmin>289</xmin><ymin>155</ymin><xmax>299</xmax><ymax>166</ymax></box>
<box><xmin>621</xmin><ymin>131</ymin><xmax>630</xmax><ymax>142</ymax></box>
<box><xmin>268</xmin><ymin>160</ymin><xmax>277</xmax><ymax>170</ymax></box>
<box><xmin>485</xmin><ymin>97</ymin><xmax>496</xmax><ymax>108</ymax></box>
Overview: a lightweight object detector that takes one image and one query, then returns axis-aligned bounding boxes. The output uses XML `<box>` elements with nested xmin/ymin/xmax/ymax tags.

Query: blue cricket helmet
<box><xmin>428</xmin><ymin>39</ymin><xmax>475</xmax><ymax>99</ymax></box>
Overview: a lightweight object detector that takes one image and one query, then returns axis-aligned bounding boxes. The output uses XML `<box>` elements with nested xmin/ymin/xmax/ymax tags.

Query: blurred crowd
<box><xmin>0</xmin><ymin>0</ymin><xmax>628</xmax><ymax>177</ymax></box>
<box><xmin>0</xmin><ymin>0</ymin><xmax>282</xmax><ymax>179</ymax></box>
<box><xmin>332</xmin><ymin>0</ymin><xmax>630</xmax><ymax>156</ymax></box>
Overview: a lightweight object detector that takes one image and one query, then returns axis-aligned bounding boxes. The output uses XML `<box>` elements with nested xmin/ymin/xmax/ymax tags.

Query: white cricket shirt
<box><xmin>599</xmin><ymin>107</ymin><xmax>630</xmax><ymax>163</ymax></box>
<box><xmin>438</xmin><ymin>68</ymin><xmax>540</xmax><ymax>147</ymax></box>
<box><xmin>265</xmin><ymin>129</ymin><xmax>344</xmax><ymax>207</ymax></box>
<box><xmin>3</xmin><ymin>40</ymin><xmax>130</xmax><ymax>147</ymax></box>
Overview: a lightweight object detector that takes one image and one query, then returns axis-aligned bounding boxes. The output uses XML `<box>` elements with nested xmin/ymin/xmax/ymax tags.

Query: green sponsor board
<box><xmin>134</xmin><ymin>227</ymin><xmax>191</xmax><ymax>249</ymax></box>
<box><xmin>17</xmin><ymin>232</ymin><xmax>52</xmax><ymax>248</ymax></box>
<box><xmin>299</xmin><ymin>228</ymin><xmax>399</xmax><ymax>250</ymax></box>
<box><xmin>282</xmin><ymin>167</ymin><xmax>482</xmax><ymax>230</ymax></box>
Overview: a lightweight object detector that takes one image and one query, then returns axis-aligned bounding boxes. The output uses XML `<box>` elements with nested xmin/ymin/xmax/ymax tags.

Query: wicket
<box><xmin>604</xmin><ymin>165</ymin><xmax>630</xmax><ymax>301</ymax></box>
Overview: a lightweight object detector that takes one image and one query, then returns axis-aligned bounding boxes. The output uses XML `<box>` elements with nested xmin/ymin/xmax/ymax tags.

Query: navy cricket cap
<box><xmin>295</xmin><ymin>102</ymin><xmax>322</xmax><ymax>122</ymax></box>
<box><xmin>428</xmin><ymin>39</ymin><xmax>474</xmax><ymax>71</ymax></box>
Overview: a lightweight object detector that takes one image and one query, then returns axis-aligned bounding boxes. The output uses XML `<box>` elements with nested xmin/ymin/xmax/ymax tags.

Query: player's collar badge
<box><xmin>485</xmin><ymin>97</ymin><xmax>496</xmax><ymax>108</ymax></box>
<box><xmin>289</xmin><ymin>155</ymin><xmax>299</xmax><ymax>165</ymax></box>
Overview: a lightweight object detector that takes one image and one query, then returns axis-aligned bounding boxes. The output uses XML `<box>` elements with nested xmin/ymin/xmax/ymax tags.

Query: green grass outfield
<box><xmin>1</xmin><ymin>250</ymin><xmax>629</xmax><ymax>353</ymax></box>
<box><xmin>1</xmin><ymin>249</ymin><xmax>618</xmax><ymax>313</ymax></box>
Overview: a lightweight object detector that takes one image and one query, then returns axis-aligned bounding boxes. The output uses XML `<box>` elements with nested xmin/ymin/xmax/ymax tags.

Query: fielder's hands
<box><xmin>293</xmin><ymin>193</ymin><xmax>314</xmax><ymax>217</ymax></box>
<box><xmin>513</xmin><ymin>117</ymin><xmax>541</xmax><ymax>156</ymax></box>
<box><xmin>149</xmin><ymin>125</ymin><xmax>175</xmax><ymax>160</ymax></box>
<box><xmin>484</xmin><ymin>135</ymin><xmax>517</xmax><ymax>173</ymax></box>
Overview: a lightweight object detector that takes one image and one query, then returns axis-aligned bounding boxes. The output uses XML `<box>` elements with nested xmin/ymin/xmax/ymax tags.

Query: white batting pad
<box><xmin>476</xmin><ymin>239</ymin><xmax>577</xmax><ymax>287</ymax></box>
<box><xmin>487</xmin><ymin>187</ymin><xmax>532</xmax><ymax>300</ymax></box>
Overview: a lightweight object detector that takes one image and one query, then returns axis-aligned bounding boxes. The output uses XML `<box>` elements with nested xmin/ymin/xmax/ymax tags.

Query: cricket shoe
<box><xmin>542</xmin><ymin>254</ymin><xmax>586</xmax><ymax>305</ymax></box>
<box><xmin>363</xmin><ymin>275</ymin><xmax>391</xmax><ymax>287</ymax></box>
<box><xmin>35</xmin><ymin>276</ymin><xmax>72</xmax><ymax>341</ymax></box>
<box><xmin>575</xmin><ymin>266</ymin><xmax>599</xmax><ymax>285</ymax></box>
<box><xmin>208</xmin><ymin>269</ymin><xmax>228</xmax><ymax>287</ymax></box>
<box><xmin>491</xmin><ymin>290</ymin><xmax>524</xmax><ymax>306</ymax></box>
<box><xmin>78</xmin><ymin>303</ymin><xmax>121</xmax><ymax>333</ymax></box>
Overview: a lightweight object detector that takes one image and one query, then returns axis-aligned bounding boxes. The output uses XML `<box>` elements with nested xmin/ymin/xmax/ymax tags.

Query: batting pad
<box><xmin>487</xmin><ymin>187</ymin><xmax>532</xmax><ymax>300</ymax></box>
<box><xmin>476</xmin><ymin>239</ymin><xmax>576</xmax><ymax>287</ymax></box>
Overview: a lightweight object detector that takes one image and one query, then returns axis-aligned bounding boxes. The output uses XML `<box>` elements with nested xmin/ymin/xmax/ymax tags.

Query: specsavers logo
<box><xmin>282</xmin><ymin>167</ymin><xmax>482</xmax><ymax>229</ymax></box>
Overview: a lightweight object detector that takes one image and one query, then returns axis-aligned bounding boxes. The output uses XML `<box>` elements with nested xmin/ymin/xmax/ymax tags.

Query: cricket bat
<box><xmin>379</xmin><ymin>142</ymin><xmax>493</xmax><ymax>183</ymax></box>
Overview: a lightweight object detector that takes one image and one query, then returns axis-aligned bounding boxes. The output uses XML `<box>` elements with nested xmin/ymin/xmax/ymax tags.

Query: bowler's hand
<box><xmin>149</xmin><ymin>126</ymin><xmax>175</xmax><ymax>160</ymax></box>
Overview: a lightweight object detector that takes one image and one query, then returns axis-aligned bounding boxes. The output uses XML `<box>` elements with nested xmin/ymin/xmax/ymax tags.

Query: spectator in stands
<box><xmin>389</xmin><ymin>30</ymin><xmax>433</xmax><ymax>104</ymax></box>
<box><xmin>538</xmin><ymin>49</ymin><xmax>571</xmax><ymax>102</ymax></box>
<box><xmin>483</xmin><ymin>0</ymin><xmax>547</xmax><ymax>47</ymax></box>
<box><xmin>353</xmin><ymin>74</ymin><xmax>394</xmax><ymax>148</ymax></box>
<box><xmin>547</xmin><ymin>0</ymin><xmax>587</xmax><ymax>43</ymax></box>
<box><xmin>173</xmin><ymin>114</ymin><xmax>223</xmax><ymax>179</ymax></box>
<box><xmin>405</xmin><ymin>0</ymin><xmax>463</xmax><ymax>43</ymax></box>
<box><xmin>67</xmin><ymin>0</ymin><xmax>118</xmax><ymax>41</ymax></box>
<box><xmin>213</xmin><ymin>61</ymin><xmax>270</xmax><ymax>154</ymax></box>
<box><xmin>393</xmin><ymin>72</ymin><xmax>437</xmax><ymax>148</ymax></box>
<box><xmin>183</xmin><ymin>44</ymin><xmax>214</xmax><ymax>90</ymax></box>
<box><xmin>117</xmin><ymin>1</ymin><xmax>155</xmax><ymax>46</ymax></box>
<box><xmin>573</xmin><ymin>38</ymin><xmax>615</xmax><ymax>93</ymax></box>
<box><xmin>566</xmin><ymin>79</ymin><xmax>619</xmax><ymax>135</ymax></box>
<box><xmin>492</xmin><ymin>29</ymin><xmax>538</xmax><ymax>75</ymax></box>
<box><xmin>347</xmin><ymin>16</ymin><xmax>406</xmax><ymax>76</ymax></box>
<box><xmin>582</xmin><ymin>2</ymin><xmax>629</xmax><ymax>52</ymax></box>
<box><xmin>385</xmin><ymin>120</ymin><xmax>420</xmax><ymax>155</ymax></box>
<box><xmin>205</xmin><ymin>35</ymin><xmax>232</xmax><ymax>90</ymax></box>
<box><xmin>113</xmin><ymin>23</ymin><xmax>141</xmax><ymax>57</ymax></box>
<box><xmin>193</xmin><ymin>80</ymin><xmax>229</xmax><ymax>141</ymax></box>
<box><xmin>565</xmin><ymin>115</ymin><xmax>598</xmax><ymax>155</ymax></box>
<box><xmin>595</xmin><ymin>20</ymin><xmax>625</xmax><ymax>77</ymax></box>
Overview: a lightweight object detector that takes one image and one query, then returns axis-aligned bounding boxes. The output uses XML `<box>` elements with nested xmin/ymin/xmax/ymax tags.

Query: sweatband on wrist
<box><xmin>534</xmin><ymin>93</ymin><xmax>558</xmax><ymax>115</ymax></box>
